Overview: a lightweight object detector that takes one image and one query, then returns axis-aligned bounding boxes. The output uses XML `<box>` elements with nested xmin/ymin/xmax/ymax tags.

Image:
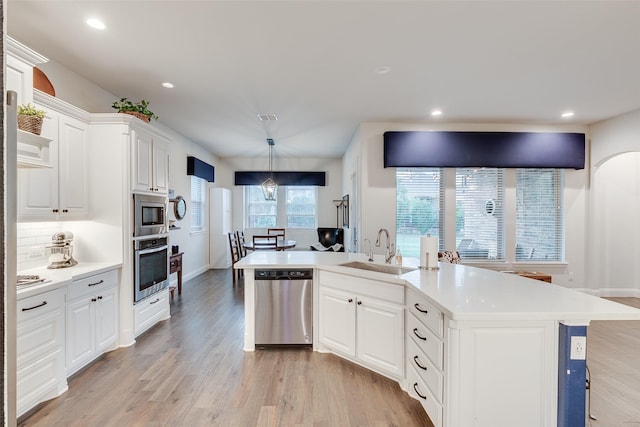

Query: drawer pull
<box><xmin>22</xmin><ymin>301</ymin><xmax>47</xmax><ymax>311</ymax></box>
<box><xmin>149</xmin><ymin>298</ymin><xmax>161</xmax><ymax>305</ymax></box>
<box><xmin>413</xmin><ymin>383</ymin><xmax>427</xmax><ymax>400</ymax></box>
<box><xmin>413</xmin><ymin>355</ymin><xmax>428</xmax><ymax>371</ymax></box>
<box><xmin>414</xmin><ymin>303</ymin><xmax>428</xmax><ymax>314</ymax></box>
<box><xmin>413</xmin><ymin>328</ymin><xmax>427</xmax><ymax>341</ymax></box>
<box><xmin>88</xmin><ymin>279</ymin><xmax>104</xmax><ymax>287</ymax></box>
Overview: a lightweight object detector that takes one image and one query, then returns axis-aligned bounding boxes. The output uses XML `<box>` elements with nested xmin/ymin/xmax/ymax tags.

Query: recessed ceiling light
<box><xmin>374</xmin><ymin>66</ymin><xmax>391</xmax><ymax>75</ymax></box>
<box><xmin>431</xmin><ymin>109</ymin><xmax>443</xmax><ymax>117</ymax></box>
<box><xmin>162</xmin><ymin>82</ymin><xmax>174</xmax><ymax>88</ymax></box>
<box><xmin>86</xmin><ymin>18</ymin><xmax>106</xmax><ymax>30</ymax></box>
<box><xmin>257</xmin><ymin>113</ymin><xmax>278</xmax><ymax>121</ymax></box>
<box><xmin>561</xmin><ymin>111</ymin><xmax>574</xmax><ymax>118</ymax></box>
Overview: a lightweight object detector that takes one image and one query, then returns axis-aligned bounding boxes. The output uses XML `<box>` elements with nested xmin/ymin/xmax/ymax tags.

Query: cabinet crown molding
<box><xmin>34</xmin><ymin>89</ymin><xmax>90</xmax><ymax>122</ymax></box>
<box><xmin>7</xmin><ymin>36</ymin><xmax>49</xmax><ymax>66</ymax></box>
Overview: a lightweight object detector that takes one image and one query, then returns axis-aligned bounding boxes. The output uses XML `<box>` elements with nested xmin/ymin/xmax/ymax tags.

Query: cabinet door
<box><xmin>356</xmin><ymin>296</ymin><xmax>404</xmax><ymax>379</ymax></box>
<box><xmin>318</xmin><ymin>286</ymin><xmax>356</xmax><ymax>357</ymax></box>
<box><xmin>58</xmin><ymin>114</ymin><xmax>89</xmax><ymax>218</ymax></box>
<box><xmin>17</xmin><ymin>109</ymin><xmax>59</xmax><ymax>220</ymax></box>
<box><xmin>66</xmin><ymin>297</ymin><xmax>95</xmax><ymax>374</ymax></box>
<box><xmin>132</xmin><ymin>130</ymin><xmax>153</xmax><ymax>193</ymax></box>
<box><xmin>152</xmin><ymin>139</ymin><xmax>169</xmax><ymax>195</ymax></box>
<box><xmin>95</xmin><ymin>287</ymin><xmax>118</xmax><ymax>353</ymax></box>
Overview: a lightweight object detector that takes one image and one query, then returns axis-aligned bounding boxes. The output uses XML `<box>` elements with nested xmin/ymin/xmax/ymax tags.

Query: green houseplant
<box><xmin>111</xmin><ymin>98</ymin><xmax>158</xmax><ymax>122</ymax></box>
<box><xmin>17</xmin><ymin>103</ymin><xmax>46</xmax><ymax>135</ymax></box>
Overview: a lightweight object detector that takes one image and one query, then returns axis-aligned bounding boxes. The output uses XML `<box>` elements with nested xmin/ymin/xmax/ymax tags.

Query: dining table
<box><xmin>243</xmin><ymin>239</ymin><xmax>297</xmax><ymax>251</ymax></box>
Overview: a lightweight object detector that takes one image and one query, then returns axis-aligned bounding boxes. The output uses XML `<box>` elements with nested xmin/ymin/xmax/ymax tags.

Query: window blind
<box><xmin>396</xmin><ymin>168</ymin><xmax>444</xmax><ymax>258</ymax></box>
<box><xmin>515</xmin><ymin>169</ymin><xmax>564</xmax><ymax>261</ymax></box>
<box><xmin>455</xmin><ymin>168</ymin><xmax>504</xmax><ymax>260</ymax></box>
<box><xmin>190</xmin><ymin>176</ymin><xmax>206</xmax><ymax>232</ymax></box>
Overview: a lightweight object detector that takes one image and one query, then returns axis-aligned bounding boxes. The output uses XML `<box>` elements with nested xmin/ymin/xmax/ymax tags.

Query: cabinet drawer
<box><xmin>407</xmin><ymin>362</ymin><xmax>443</xmax><ymax>427</ymax></box>
<box><xmin>319</xmin><ymin>270</ymin><xmax>404</xmax><ymax>305</ymax></box>
<box><xmin>134</xmin><ymin>290</ymin><xmax>169</xmax><ymax>336</ymax></box>
<box><xmin>18</xmin><ymin>288</ymin><xmax>65</xmax><ymax>324</ymax></box>
<box><xmin>406</xmin><ymin>332</ymin><xmax>443</xmax><ymax>401</ymax></box>
<box><xmin>407</xmin><ymin>312</ymin><xmax>443</xmax><ymax>370</ymax></box>
<box><xmin>407</xmin><ymin>290</ymin><xmax>443</xmax><ymax>337</ymax></box>
<box><xmin>68</xmin><ymin>269</ymin><xmax>117</xmax><ymax>301</ymax></box>
<box><xmin>17</xmin><ymin>349</ymin><xmax>65</xmax><ymax>417</ymax></box>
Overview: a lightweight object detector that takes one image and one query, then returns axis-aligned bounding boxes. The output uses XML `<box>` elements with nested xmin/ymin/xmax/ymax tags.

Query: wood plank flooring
<box><xmin>587</xmin><ymin>297</ymin><xmax>640</xmax><ymax>427</ymax></box>
<box><xmin>19</xmin><ymin>270</ymin><xmax>432</xmax><ymax>427</ymax></box>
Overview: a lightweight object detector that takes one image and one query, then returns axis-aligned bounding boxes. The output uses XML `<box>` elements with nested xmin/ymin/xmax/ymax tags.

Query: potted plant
<box><xmin>17</xmin><ymin>103</ymin><xmax>46</xmax><ymax>135</ymax></box>
<box><xmin>111</xmin><ymin>98</ymin><xmax>158</xmax><ymax>123</ymax></box>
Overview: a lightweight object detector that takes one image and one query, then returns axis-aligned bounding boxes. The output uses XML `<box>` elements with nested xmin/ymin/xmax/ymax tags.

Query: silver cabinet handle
<box><xmin>149</xmin><ymin>298</ymin><xmax>161</xmax><ymax>305</ymax></box>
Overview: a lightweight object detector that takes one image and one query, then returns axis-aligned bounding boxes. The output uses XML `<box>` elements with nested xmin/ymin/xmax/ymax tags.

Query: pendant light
<box><xmin>261</xmin><ymin>138</ymin><xmax>277</xmax><ymax>201</ymax></box>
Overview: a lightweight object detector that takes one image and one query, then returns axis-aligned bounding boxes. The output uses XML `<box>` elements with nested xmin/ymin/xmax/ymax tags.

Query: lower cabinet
<box><xmin>318</xmin><ymin>271</ymin><xmax>404</xmax><ymax>380</ymax></box>
<box><xmin>66</xmin><ymin>269</ymin><xmax>118</xmax><ymax>376</ymax></box>
<box><xmin>134</xmin><ymin>288</ymin><xmax>170</xmax><ymax>337</ymax></box>
<box><xmin>17</xmin><ymin>287</ymin><xmax>67</xmax><ymax>417</ymax></box>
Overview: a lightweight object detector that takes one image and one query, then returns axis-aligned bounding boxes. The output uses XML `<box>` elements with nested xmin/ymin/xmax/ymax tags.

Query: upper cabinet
<box><xmin>132</xmin><ymin>128</ymin><xmax>169</xmax><ymax>195</ymax></box>
<box><xmin>6</xmin><ymin>37</ymin><xmax>48</xmax><ymax>106</ymax></box>
<box><xmin>17</xmin><ymin>91</ymin><xmax>90</xmax><ymax>221</ymax></box>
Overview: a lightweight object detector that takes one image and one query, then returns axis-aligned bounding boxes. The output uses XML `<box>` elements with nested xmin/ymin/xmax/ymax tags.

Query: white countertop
<box><xmin>236</xmin><ymin>251</ymin><xmax>640</xmax><ymax>323</ymax></box>
<box><xmin>17</xmin><ymin>262</ymin><xmax>122</xmax><ymax>300</ymax></box>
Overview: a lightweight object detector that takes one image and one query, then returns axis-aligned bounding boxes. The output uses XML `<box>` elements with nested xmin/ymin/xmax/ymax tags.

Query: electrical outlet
<box><xmin>28</xmin><ymin>246</ymin><xmax>45</xmax><ymax>259</ymax></box>
<box><xmin>570</xmin><ymin>336</ymin><xmax>587</xmax><ymax>360</ymax></box>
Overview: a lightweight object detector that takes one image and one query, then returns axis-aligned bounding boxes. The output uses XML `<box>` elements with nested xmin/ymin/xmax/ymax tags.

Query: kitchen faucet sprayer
<box><xmin>363</xmin><ymin>238</ymin><xmax>374</xmax><ymax>262</ymax></box>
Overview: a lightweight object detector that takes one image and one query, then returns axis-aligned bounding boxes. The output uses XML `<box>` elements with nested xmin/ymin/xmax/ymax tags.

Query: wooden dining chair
<box><xmin>236</xmin><ymin>230</ymin><xmax>248</xmax><ymax>258</ymax></box>
<box><xmin>227</xmin><ymin>232</ymin><xmax>243</xmax><ymax>284</ymax></box>
<box><xmin>267</xmin><ymin>228</ymin><xmax>286</xmax><ymax>240</ymax></box>
<box><xmin>252</xmin><ymin>235</ymin><xmax>278</xmax><ymax>250</ymax></box>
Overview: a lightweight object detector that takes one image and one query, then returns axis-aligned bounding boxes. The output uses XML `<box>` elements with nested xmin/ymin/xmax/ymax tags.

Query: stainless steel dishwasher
<box><xmin>254</xmin><ymin>269</ymin><xmax>313</xmax><ymax>346</ymax></box>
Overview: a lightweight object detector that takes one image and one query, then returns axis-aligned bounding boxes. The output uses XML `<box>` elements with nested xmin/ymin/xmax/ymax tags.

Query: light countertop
<box><xmin>17</xmin><ymin>262</ymin><xmax>122</xmax><ymax>300</ymax></box>
<box><xmin>235</xmin><ymin>251</ymin><xmax>640</xmax><ymax>323</ymax></box>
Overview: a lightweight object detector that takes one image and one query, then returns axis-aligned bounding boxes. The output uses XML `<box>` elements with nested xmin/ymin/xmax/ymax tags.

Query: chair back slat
<box><xmin>253</xmin><ymin>235</ymin><xmax>278</xmax><ymax>250</ymax></box>
<box><xmin>267</xmin><ymin>228</ymin><xmax>286</xmax><ymax>239</ymax></box>
<box><xmin>236</xmin><ymin>230</ymin><xmax>247</xmax><ymax>257</ymax></box>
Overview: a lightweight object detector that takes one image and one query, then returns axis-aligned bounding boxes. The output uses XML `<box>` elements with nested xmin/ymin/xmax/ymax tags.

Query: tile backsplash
<box><xmin>17</xmin><ymin>222</ymin><xmax>68</xmax><ymax>271</ymax></box>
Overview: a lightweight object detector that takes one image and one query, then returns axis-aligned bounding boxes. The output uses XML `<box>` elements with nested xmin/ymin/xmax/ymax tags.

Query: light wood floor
<box><xmin>19</xmin><ymin>270</ymin><xmax>432</xmax><ymax>427</ymax></box>
<box><xmin>588</xmin><ymin>297</ymin><xmax>640</xmax><ymax>427</ymax></box>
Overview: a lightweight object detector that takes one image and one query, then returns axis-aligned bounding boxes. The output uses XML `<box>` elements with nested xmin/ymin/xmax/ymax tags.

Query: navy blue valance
<box><xmin>235</xmin><ymin>171</ymin><xmax>326</xmax><ymax>186</ymax></box>
<box><xmin>187</xmin><ymin>156</ymin><xmax>215</xmax><ymax>182</ymax></box>
<box><xmin>383</xmin><ymin>131</ymin><xmax>585</xmax><ymax>169</ymax></box>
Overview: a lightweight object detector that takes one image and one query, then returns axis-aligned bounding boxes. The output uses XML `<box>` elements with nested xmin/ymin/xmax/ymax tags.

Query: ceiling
<box><xmin>7</xmin><ymin>1</ymin><xmax>640</xmax><ymax>159</ymax></box>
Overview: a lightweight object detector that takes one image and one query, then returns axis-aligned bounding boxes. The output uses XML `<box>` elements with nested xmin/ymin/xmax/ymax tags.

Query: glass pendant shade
<box><xmin>261</xmin><ymin>177</ymin><xmax>277</xmax><ymax>201</ymax></box>
<box><xmin>261</xmin><ymin>139</ymin><xmax>277</xmax><ymax>201</ymax></box>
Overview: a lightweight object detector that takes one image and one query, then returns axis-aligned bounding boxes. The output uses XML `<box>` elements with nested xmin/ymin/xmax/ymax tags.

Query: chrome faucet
<box><xmin>375</xmin><ymin>228</ymin><xmax>394</xmax><ymax>264</ymax></box>
<box><xmin>363</xmin><ymin>238</ymin><xmax>374</xmax><ymax>262</ymax></box>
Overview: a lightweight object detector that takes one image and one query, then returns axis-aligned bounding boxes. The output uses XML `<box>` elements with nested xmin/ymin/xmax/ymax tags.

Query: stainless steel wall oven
<box><xmin>134</xmin><ymin>235</ymin><xmax>169</xmax><ymax>302</ymax></box>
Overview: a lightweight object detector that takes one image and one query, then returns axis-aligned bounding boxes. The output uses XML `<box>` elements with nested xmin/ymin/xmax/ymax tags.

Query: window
<box><xmin>396</xmin><ymin>168</ymin><xmax>443</xmax><ymax>258</ymax></box>
<box><xmin>456</xmin><ymin>168</ymin><xmax>504</xmax><ymax>260</ymax></box>
<box><xmin>190</xmin><ymin>176</ymin><xmax>206</xmax><ymax>232</ymax></box>
<box><xmin>516</xmin><ymin>169</ymin><xmax>564</xmax><ymax>261</ymax></box>
<box><xmin>246</xmin><ymin>185</ymin><xmax>317</xmax><ymax>228</ymax></box>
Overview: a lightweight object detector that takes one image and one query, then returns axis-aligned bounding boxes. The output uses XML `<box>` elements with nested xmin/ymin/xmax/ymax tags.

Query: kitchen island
<box><xmin>236</xmin><ymin>251</ymin><xmax>640</xmax><ymax>427</ymax></box>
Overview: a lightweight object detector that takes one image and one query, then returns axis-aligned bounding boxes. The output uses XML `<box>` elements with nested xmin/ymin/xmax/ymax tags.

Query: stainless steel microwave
<box><xmin>134</xmin><ymin>194</ymin><xmax>168</xmax><ymax>237</ymax></box>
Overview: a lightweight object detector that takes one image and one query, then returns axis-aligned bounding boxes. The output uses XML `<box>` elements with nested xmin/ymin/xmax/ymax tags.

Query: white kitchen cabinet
<box><xmin>209</xmin><ymin>188</ymin><xmax>232</xmax><ymax>268</ymax></box>
<box><xmin>18</xmin><ymin>92</ymin><xmax>90</xmax><ymax>221</ymax></box>
<box><xmin>132</xmin><ymin>128</ymin><xmax>169</xmax><ymax>195</ymax></box>
<box><xmin>318</xmin><ymin>271</ymin><xmax>404</xmax><ymax>380</ymax></box>
<box><xmin>6</xmin><ymin>36</ymin><xmax>48</xmax><ymax>106</ymax></box>
<box><xmin>66</xmin><ymin>269</ymin><xmax>118</xmax><ymax>376</ymax></box>
<box><xmin>17</xmin><ymin>287</ymin><xmax>67</xmax><ymax>417</ymax></box>
<box><xmin>134</xmin><ymin>288</ymin><xmax>170</xmax><ymax>337</ymax></box>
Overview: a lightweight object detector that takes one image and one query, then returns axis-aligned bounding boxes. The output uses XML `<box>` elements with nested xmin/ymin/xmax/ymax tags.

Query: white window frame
<box><xmin>245</xmin><ymin>185</ymin><xmax>318</xmax><ymax>229</ymax></box>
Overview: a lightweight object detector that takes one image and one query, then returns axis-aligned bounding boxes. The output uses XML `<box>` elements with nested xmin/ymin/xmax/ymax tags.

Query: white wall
<box><xmin>589</xmin><ymin>108</ymin><xmax>640</xmax><ymax>297</ymax></box>
<box><xmin>344</xmin><ymin>121</ymin><xmax>590</xmax><ymax>288</ymax></box>
<box><xmin>217</xmin><ymin>156</ymin><xmax>343</xmax><ymax>251</ymax></box>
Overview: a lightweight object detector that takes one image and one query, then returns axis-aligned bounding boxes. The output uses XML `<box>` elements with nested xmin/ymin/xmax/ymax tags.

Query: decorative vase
<box><xmin>18</xmin><ymin>115</ymin><xmax>43</xmax><ymax>135</ymax></box>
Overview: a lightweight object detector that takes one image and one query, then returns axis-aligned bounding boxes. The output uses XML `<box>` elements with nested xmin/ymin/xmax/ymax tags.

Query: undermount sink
<box><xmin>338</xmin><ymin>261</ymin><xmax>416</xmax><ymax>276</ymax></box>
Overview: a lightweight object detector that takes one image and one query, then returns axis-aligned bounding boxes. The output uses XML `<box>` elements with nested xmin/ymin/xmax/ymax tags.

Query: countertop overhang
<box><xmin>235</xmin><ymin>251</ymin><xmax>640</xmax><ymax>323</ymax></box>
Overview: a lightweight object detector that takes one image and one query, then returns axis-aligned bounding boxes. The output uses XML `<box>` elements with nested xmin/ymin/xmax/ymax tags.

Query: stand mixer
<box><xmin>47</xmin><ymin>231</ymin><xmax>78</xmax><ymax>269</ymax></box>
